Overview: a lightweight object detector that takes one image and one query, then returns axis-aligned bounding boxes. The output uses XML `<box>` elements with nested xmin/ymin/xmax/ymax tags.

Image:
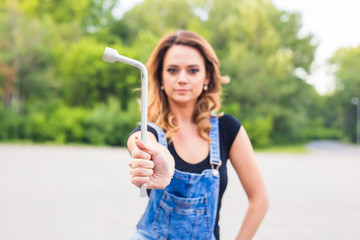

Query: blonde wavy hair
<box><xmin>146</xmin><ymin>30</ymin><xmax>229</xmax><ymax>142</ymax></box>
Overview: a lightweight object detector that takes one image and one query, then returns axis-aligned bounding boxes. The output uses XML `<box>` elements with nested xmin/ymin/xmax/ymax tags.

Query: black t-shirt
<box><xmin>129</xmin><ymin>114</ymin><xmax>242</xmax><ymax>239</ymax></box>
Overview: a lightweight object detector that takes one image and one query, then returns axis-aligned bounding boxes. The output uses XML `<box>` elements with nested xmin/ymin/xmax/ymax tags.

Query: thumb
<box><xmin>135</xmin><ymin>136</ymin><xmax>155</xmax><ymax>157</ymax></box>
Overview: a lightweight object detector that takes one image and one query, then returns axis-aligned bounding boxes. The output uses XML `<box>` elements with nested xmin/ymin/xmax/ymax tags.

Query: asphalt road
<box><xmin>0</xmin><ymin>141</ymin><xmax>359</xmax><ymax>240</ymax></box>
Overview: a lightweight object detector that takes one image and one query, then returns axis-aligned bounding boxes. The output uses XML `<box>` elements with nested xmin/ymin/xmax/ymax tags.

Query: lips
<box><xmin>176</xmin><ymin>89</ymin><xmax>189</xmax><ymax>94</ymax></box>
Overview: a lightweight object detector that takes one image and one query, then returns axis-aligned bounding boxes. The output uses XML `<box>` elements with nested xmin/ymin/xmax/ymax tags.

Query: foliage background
<box><xmin>0</xmin><ymin>0</ymin><xmax>359</xmax><ymax>147</ymax></box>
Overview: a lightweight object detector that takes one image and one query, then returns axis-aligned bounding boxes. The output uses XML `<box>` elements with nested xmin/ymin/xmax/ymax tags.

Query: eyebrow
<box><xmin>188</xmin><ymin>64</ymin><xmax>201</xmax><ymax>68</ymax></box>
<box><xmin>165</xmin><ymin>64</ymin><xmax>201</xmax><ymax>68</ymax></box>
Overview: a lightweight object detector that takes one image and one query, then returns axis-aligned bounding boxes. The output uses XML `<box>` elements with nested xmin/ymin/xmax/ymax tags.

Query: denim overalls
<box><xmin>131</xmin><ymin>117</ymin><xmax>222</xmax><ymax>240</ymax></box>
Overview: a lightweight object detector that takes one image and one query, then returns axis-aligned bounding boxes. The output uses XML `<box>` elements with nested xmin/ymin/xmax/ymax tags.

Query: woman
<box><xmin>127</xmin><ymin>30</ymin><xmax>268</xmax><ymax>240</ymax></box>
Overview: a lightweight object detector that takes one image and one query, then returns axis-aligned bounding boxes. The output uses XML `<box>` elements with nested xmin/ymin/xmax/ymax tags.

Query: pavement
<box><xmin>0</xmin><ymin>141</ymin><xmax>359</xmax><ymax>240</ymax></box>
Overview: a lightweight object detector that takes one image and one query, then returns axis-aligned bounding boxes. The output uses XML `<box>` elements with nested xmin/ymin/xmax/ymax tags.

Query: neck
<box><xmin>168</xmin><ymin>101</ymin><xmax>196</xmax><ymax>126</ymax></box>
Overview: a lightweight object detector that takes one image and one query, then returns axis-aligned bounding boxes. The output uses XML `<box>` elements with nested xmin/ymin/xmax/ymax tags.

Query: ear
<box><xmin>204</xmin><ymin>73</ymin><xmax>210</xmax><ymax>85</ymax></box>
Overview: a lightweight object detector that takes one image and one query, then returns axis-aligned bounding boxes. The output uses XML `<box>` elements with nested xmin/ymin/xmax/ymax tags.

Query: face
<box><xmin>162</xmin><ymin>45</ymin><xmax>209</xmax><ymax>107</ymax></box>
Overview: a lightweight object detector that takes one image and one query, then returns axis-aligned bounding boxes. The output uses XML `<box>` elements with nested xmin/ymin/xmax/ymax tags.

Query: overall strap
<box><xmin>147</xmin><ymin>122</ymin><xmax>168</xmax><ymax>148</ymax></box>
<box><xmin>209</xmin><ymin>116</ymin><xmax>222</xmax><ymax>176</ymax></box>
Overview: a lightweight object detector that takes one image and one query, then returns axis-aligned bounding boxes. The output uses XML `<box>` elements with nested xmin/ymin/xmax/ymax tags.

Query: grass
<box><xmin>0</xmin><ymin>139</ymin><xmax>35</xmax><ymax>144</ymax></box>
<box><xmin>0</xmin><ymin>139</ymin><xmax>111</xmax><ymax>148</ymax></box>
<box><xmin>2</xmin><ymin>139</ymin><xmax>310</xmax><ymax>153</ymax></box>
<box><xmin>254</xmin><ymin>143</ymin><xmax>310</xmax><ymax>154</ymax></box>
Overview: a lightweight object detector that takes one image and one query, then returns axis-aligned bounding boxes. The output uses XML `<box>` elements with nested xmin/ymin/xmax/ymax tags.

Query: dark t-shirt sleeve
<box><xmin>127</xmin><ymin>125</ymin><xmax>159</xmax><ymax>142</ymax></box>
<box><xmin>219</xmin><ymin>114</ymin><xmax>242</xmax><ymax>152</ymax></box>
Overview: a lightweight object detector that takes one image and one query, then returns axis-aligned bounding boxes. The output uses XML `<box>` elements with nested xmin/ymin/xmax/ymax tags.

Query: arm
<box><xmin>229</xmin><ymin>127</ymin><xmax>269</xmax><ymax>240</ymax></box>
<box><xmin>127</xmin><ymin>131</ymin><xmax>175</xmax><ymax>189</ymax></box>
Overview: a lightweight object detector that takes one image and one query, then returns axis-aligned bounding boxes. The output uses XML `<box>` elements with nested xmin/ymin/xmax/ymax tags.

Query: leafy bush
<box><xmin>0</xmin><ymin>105</ymin><xmax>23</xmax><ymax>140</ymax></box>
<box><xmin>83</xmin><ymin>98</ymin><xmax>139</xmax><ymax>146</ymax></box>
<box><xmin>221</xmin><ymin>103</ymin><xmax>273</xmax><ymax>148</ymax></box>
<box><xmin>300</xmin><ymin>117</ymin><xmax>344</xmax><ymax>141</ymax></box>
<box><xmin>242</xmin><ymin>116</ymin><xmax>273</xmax><ymax>148</ymax></box>
<box><xmin>0</xmin><ymin>98</ymin><xmax>140</xmax><ymax>146</ymax></box>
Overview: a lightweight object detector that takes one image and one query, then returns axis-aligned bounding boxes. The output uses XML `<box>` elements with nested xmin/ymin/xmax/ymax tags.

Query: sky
<box><xmin>115</xmin><ymin>0</ymin><xmax>360</xmax><ymax>94</ymax></box>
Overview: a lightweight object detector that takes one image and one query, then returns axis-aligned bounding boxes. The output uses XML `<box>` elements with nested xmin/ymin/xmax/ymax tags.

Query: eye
<box><xmin>167</xmin><ymin>68</ymin><xmax>178</xmax><ymax>74</ymax></box>
<box><xmin>188</xmin><ymin>68</ymin><xmax>200</xmax><ymax>74</ymax></box>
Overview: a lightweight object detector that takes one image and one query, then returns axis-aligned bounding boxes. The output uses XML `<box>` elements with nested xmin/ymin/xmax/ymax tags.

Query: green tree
<box><xmin>0</xmin><ymin>1</ymin><xmax>59</xmax><ymax>112</ymax></box>
<box><xmin>206</xmin><ymin>0</ymin><xmax>317</xmax><ymax>144</ymax></box>
<box><xmin>18</xmin><ymin>0</ymin><xmax>118</xmax><ymax>32</ymax></box>
<box><xmin>109</xmin><ymin>0</ymin><xmax>208</xmax><ymax>45</ymax></box>
<box><xmin>330</xmin><ymin>45</ymin><xmax>360</xmax><ymax>142</ymax></box>
<box><xmin>56</xmin><ymin>37</ymin><xmax>139</xmax><ymax>109</ymax></box>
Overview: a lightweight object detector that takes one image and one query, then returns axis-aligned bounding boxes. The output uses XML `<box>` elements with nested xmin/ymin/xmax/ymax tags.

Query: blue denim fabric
<box><xmin>131</xmin><ymin>117</ymin><xmax>220</xmax><ymax>240</ymax></box>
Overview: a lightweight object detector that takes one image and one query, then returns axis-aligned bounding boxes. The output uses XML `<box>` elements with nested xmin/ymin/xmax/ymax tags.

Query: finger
<box><xmin>130</xmin><ymin>167</ymin><xmax>154</xmax><ymax>177</ymax></box>
<box><xmin>131</xmin><ymin>148</ymin><xmax>152</xmax><ymax>160</ymax></box>
<box><xmin>131</xmin><ymin>176</ymin><xmax>150</xmax><ymax>188</ymax></box>
<box><xmin>129</xmin><ymin>158</ymin><xmax>154</xmax><ymax>169</ymax></box>
<box><xmin>135</xmin><ymin>138</ymin><xmax>155</xmax><ymax>156</ymax></box>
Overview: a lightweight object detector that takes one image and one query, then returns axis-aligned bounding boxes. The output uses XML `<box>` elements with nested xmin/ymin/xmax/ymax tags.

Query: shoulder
<box><xmin>127</xmin><ymin>125</ymin><xmax>159</xmax><ymax>142</ymax></box>
<box><xmin>219</xmin><ymin>114</ymin><xmax>242</xmax><ymax>128</ymax></box>
<box><xmin>217</xmin><ymin>114</ymin><xmax>242</xmax><ymax>152</ymax></box>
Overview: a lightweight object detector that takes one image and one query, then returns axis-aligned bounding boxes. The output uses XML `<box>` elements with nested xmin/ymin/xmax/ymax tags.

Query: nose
<box><xmin>177</xmin><ymin>70</ymin><xmax>188</xmax><ymax>84</ymax></box>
